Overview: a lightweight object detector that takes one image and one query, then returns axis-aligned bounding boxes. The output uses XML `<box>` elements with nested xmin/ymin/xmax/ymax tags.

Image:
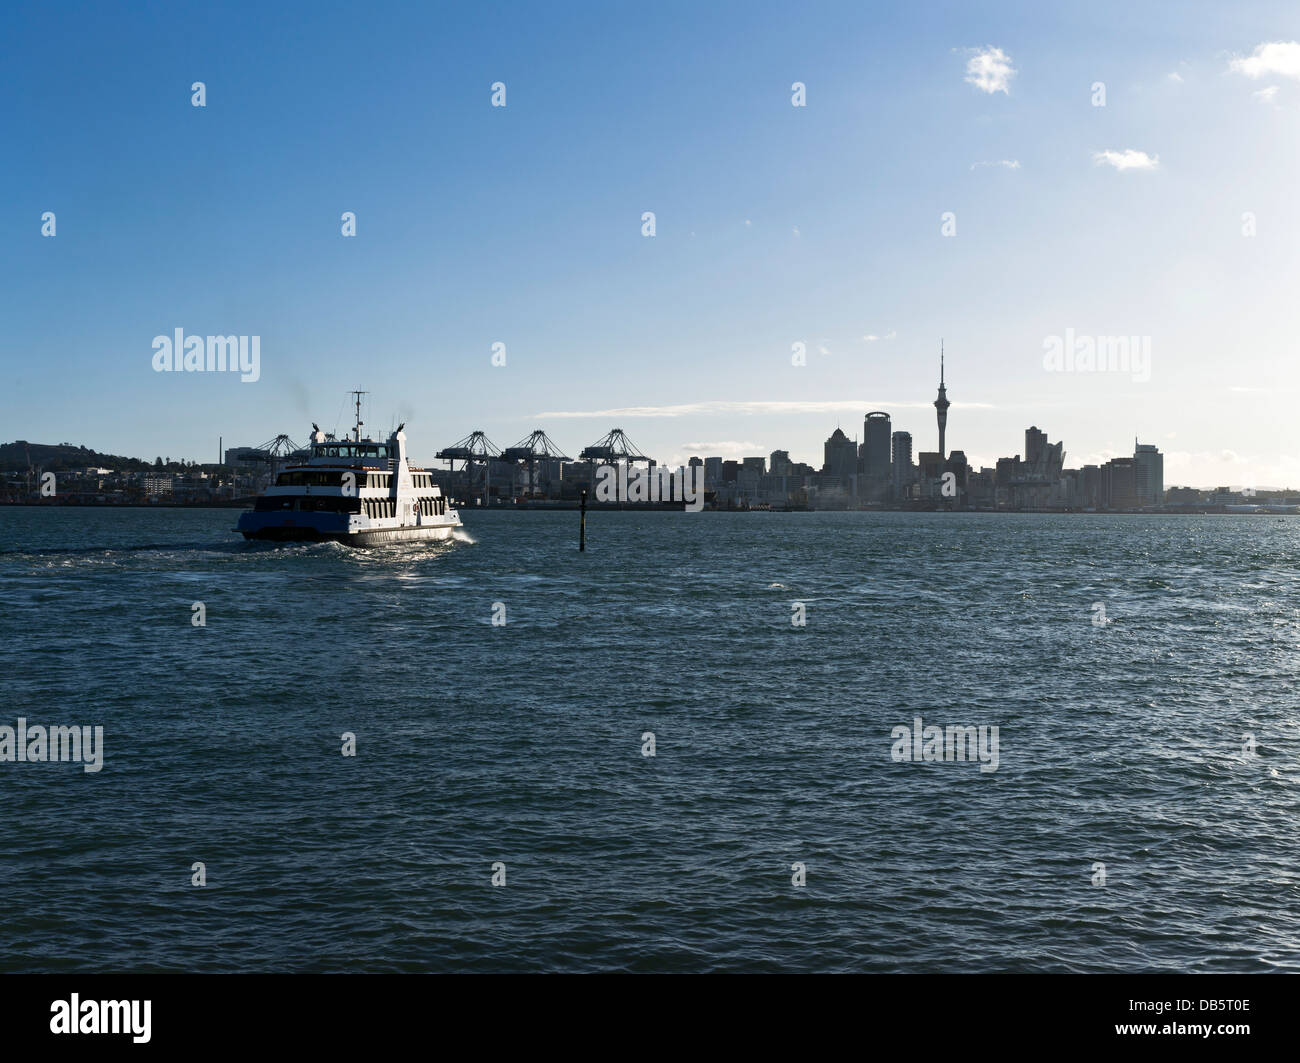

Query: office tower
<box><xmin>1025</xmin><ymin>426</ymin><xmax>1046</xmax><ymax>467</ymax></box>
<box><xmin>947</xmin><ymin>450</ymin><xmax>969</xmax><ymax>489</ymax></box>
<box><xmin>1104</xmin><ymin>457</ymin><xmax>1139</xmax><ymax>508</ymax></box>
<box><xmin>892</xmin><ymin>430</ymin><xmax>913</xmax><ymax>492</ymax></box>
<box><xmin>862</xmin><ymin>412</ymin><xmax>892</xmax><ymax>479</ymax></box>
<box><xmin>823</xmin><ymin>428</ymin><xmax>858</xmax><ymax>479</ymax></box>
<box><xmin>1134</xmin><ymin>442</ymin><xmax>1164</xmax><ymax>505</ymax></box>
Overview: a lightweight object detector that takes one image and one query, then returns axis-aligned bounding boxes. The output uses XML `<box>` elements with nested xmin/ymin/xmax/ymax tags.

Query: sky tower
<box><xmin>934</xmin><ymin>342</ymin><xmax>950</xmax><ymax>460</ymax></box>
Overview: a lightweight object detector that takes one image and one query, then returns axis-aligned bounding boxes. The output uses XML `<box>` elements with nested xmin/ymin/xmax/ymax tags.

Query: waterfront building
<box><xmin>947</xmin><ymin>450</ymin><xmax>969</xmax><ymax>491</ymax></box>
<box><xmin>1103</xmin><ymin>457</ymin><xmax>1140</xmax><ymax>508</ymax></box>
<box><xmin>823</xmin><ymin>428</ymin><xmax>858</xmax><ymax>481</ymax></box>
<box><xmin>1079</xmin><ymin>465</ymin><xmax>1104</xmax><ymax>509</ymax></box>
<box><xmin>858</xmin><ymin>411</ymin><xmax>892</xmax><ymax>502</ymax></box>
<box><xmin>1134</xmin><ymin>442</ymin><xmax>1164</xmax><ymax>505</ymax></box>
<box><xmin>862</xmin><ymin>412</ymin><xmax>892</xmax><ymax>478</ymax></box>
<box><xmin>1025</xmin><ymin>426</ymin><xmax>1047</xmax><ymax>467</ymax></box>
<box><xmin>892</xmin><ymin>431</ymin><xmax>913</xmax><ymax>495</ymax></box>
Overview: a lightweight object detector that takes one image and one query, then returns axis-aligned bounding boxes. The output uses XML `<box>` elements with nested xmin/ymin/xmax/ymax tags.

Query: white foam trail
<box><xmin>452</xmin><ymin>528</ymin><xmax>477</xmax><ymax>545</ymax></box>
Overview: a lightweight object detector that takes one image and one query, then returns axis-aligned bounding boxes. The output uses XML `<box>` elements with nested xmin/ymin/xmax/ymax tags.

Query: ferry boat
<box><xmin>236</xmin><ymin>400</ymin><xmax>461</xmax><ymax>544</ymax></box>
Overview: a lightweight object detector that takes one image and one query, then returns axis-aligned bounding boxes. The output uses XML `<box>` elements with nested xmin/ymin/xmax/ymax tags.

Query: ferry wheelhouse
<box><xmin>236</xmin><ymin>416</ymin><xmax>460</xmax><ymax>544</ymax></box>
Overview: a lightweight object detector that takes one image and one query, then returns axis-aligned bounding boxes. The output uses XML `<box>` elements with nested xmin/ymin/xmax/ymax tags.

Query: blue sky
<box><xmin>3</xmin><ymin>0</ymin><xmax>1298</xmax><ymax>486</ymax></box>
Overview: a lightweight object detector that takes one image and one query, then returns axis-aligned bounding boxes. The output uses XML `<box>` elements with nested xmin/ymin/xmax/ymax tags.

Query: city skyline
<box><xmin>4</xmin><ymin>1</ymin><xmax>1298</xmax><ymax>489</ymax></box>
<box><xmin>0</xmin><ymin>351</ymin><xmax>1257</xmax><ymax>492</ymax></box>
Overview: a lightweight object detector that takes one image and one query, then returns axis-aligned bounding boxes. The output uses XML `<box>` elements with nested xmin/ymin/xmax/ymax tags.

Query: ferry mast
<box><xmin>351</xmin><ymin>390</ymin><xmax>368</xmax><ymax>442</ymax></box>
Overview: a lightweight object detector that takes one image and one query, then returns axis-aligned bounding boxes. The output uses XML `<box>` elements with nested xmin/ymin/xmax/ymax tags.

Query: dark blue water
<box><xmin>2</xmin><ymin>508</ymin><xmax>1298</xmax><ymax>972</ymax></box>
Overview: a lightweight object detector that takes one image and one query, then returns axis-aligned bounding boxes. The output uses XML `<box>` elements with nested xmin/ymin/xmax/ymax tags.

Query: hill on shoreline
<box><xmin>0</xmin><ymin>441</ymin><xmax>204</xmax><ymax>473</ymax></box>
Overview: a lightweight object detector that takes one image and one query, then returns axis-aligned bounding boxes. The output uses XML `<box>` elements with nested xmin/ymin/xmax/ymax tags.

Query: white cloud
<box><xmin>533</xmin><ymin>399</ymin><xmax>996</xmax><ymax>419</ymax></box>
<box><xmin>1253</xmin><ymin>85</ymin><xmax>1280</xmax><ymax>103</ymax></box>
<box><xmin>863</xmin><ymin>334</ymin><xmax>879</xmax><ymax>342</ymax></box>
<box><xmin>1159</xmin><ymin>449</ymin><xmax>1300</xmax><ymax>490</ymax></box>
<box><xmin>1167</xmin><ymin>71</ymin><xmax>1184</xmax><ymax>83</ymax></box>
<box><xmin>792</xmin><ymin>226</ymin><xmax>801</xmax><ymax>237</ymax></box>
<box><xmin>679</xmin><ymin>441</ymin><xmax>763</xmax><ymax>455</ymax></box>
<box><xmin>1093</xmin><ymin>148</ymin><xmax>1160</xmax><ymax>171</ymax></box>
<box><xmin>965</xmin><ymin>46</ymin><xmax>1016</xmax><ymax>94</ymax></box>
<box><xmin>970</xmin><ymin>159</ymin><xmax>1021</xmax><ymax>171</ymax></box>
<box><xmin>1228</xmin><ymin>41</ymin><xmax>1300</xmax><ymax>80</ymax></box>
<box><xmin>884</xmin><ymin>330</ymin><xmax>897</xmax><ymax>339</ymax></box>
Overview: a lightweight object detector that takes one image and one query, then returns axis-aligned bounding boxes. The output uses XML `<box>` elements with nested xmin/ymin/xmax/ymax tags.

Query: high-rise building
<box><xmin>1025</xmin><ymin>426</ymin><xmax>1047</xmax><ymax>467</ymax></box>
<box><xmin>823</xmin><ymin>427</ymin><xmax>858</xmax><ymax>479</ymax></box>
<box><xmin>1079</xmin><ymin>465</ymin><xmax>1103</xmax><ymax>508</ymax></box>
<box><xmin>1015</xmin><ymin>426</ymin><xmax>1064</xmax><ymax>482</ymax></box>
<box><xmin>891</xmin><ymin>431</ymin><xmax>913</xmax><ymax>492</ymax></box>
<box><xmin>947</xmin><ymin>450</ymin><xmax>969</xmax><ymax>490</ymax></box>
<box><xmin>743</xmin><ymin>456</ymin><xmax>766</xmax><ymax>476</ymax></box>
<box><xmin>1104</xmin><ymin>457</ymin><xmax>1139</xmax><ymax>508</ymax></box>
<box><xmin>862</xmin><ymin>412</ymin><xmax>892</xmax><ymax>479</ymax></box>
<box><xmin>917</xmin><ymin>452</ymin><xmax>944</xmax><ymax>482</ymax></box>
<box><xmin>1134</xmin><ymin>441</ymin><xmax>1164</xmax><ymax>505</ymax></box>
<box><xmin>769</xmin><ymin>450</ymin><xmax>792</xmax><ymax>476</ymax></box>
<box><xmin>934</xmin><ymin>344</ymin><xmax>951</xmax><ymax>460</ymax></box>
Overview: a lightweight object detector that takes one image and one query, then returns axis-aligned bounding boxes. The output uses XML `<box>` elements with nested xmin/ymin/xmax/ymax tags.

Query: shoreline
<box><xmin>1</xmin><ymin>501</ymin><xmax>1294</xmax><ymax>516</ymax></box>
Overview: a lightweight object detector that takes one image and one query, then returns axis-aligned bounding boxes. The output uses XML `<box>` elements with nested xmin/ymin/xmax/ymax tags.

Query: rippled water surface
<box><xmin>2</xmin><ymin>507</ymin><xmax>1299</xmax><ymax>972</ymax></box>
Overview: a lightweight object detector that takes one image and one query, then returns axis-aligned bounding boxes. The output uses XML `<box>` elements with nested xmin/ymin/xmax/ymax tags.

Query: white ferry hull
<box><xmin>345</xmin><ymin>522</ymin><xmax>460</xmax><ymax>545</ymax></box>
<box><xmin>237</xmin><ymin>512</ymin><xmax>461</xmax><ymax>545</ymax></box>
